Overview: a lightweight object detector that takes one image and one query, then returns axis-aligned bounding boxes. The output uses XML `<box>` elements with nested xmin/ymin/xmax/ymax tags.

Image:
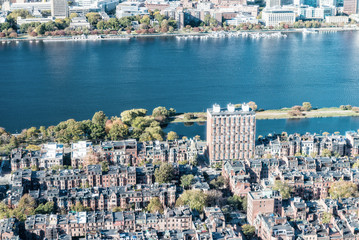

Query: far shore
<box><xmin>170</xmin><ymin>107</ymin><xmax>359</xmax><ymax>123</ymax></box>
<box><xmin>0</xmin><ymin>26</ymin><xmax>358</xmax><ymax>43</ymax></box>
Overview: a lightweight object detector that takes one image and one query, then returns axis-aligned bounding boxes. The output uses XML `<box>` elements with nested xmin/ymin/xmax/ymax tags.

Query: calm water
<box><xmin>1</xmin><ymin>32</ymin><xmax>359</xmax><ymax>133</ymax></box>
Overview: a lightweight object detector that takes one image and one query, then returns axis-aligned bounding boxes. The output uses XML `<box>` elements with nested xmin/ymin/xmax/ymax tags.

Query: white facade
<box><xmin>320</xmin><ymin>0</ymin><xmax>337</xmax><ymax>7</ymax></box>
<box><xmin>226</xmin><ymin>13</ymin><xmax>259</xmax><ymax>25</ymax></box>
<box><xmin>17</xmin><ymin>16</ymin><xmax>54</xmax><ymax>25</ymax></box>
<box><xmin>298</xmin><ymin>5</ymin><xmax>335</xmax><ymax>19</ymax></box>
<box><xmin>70</xmin><ymin>16</ymin><xmax>91</xmax><ymax>28</ymax></box>
<box><xmin>116</xmin><ymin>2</ymin><xmax>148</xmax><ymax>18</ymax></box>
<box><xmin>72</xmin><ymin>141</ymin><xmax>93</xmax><ymax>159</ymax></box>
<box><xmin>262</xmin><ymin>8</ymin><xmax>296</xmax><ymax>26</ymax></box>
<box><xmin>40</xmin><ymin>143</ymin><xmax>64</xmax><ymax>169</ymax></box>
<box><xmin>2</xmin><ymin>2</ymin><xmax>51</xmax><ymax>12</ymax></box>
<box><xmin>325</xmin><ymin>15</ymin><xmax>349</xmax><ymax>22</ymax></box>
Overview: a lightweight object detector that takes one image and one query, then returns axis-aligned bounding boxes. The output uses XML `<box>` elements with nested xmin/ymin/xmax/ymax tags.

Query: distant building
<box><xmin>325</xmin><ymin>15</ymin><xmax>349</xmax><ymax>22</ymax></box>
<box><xmin>51</xmin><ymin>0</ymin><xmax>69</xmax><ymax>18</ymax></box>
<box><xmin>262</xmin><ymin>8</ymin><xmax>296</xmax><ymax>26</ymax></box>
<box><xmin>2</xmin><ymin>2</ymin><xmax>51</xmax><ymax>12</ymax></box>
<box><xmin>17</xmin><ymin>16</ymin><xmax>54</xmax><ymax>26</ymax></box>
<box><xmin>298</xmin><ymin>5</ymin><xmax>336</xmax><ymax>19</ymax></box>
<box><xmin>206</xmin><ymin>103</ymin><xmax>256</xmax><ymax>165</ymax></box>
<box><xmin>115</xmin><ymin>2</ymin><xmax>148</xmax><ymax>18</ymax></box>
<box><xmin>266</xmin><ymin>0</ymin><xmax>282</xmax><ymax>8</ymax></box>
<box><xmin>320</xmin><ymin>0</ymin><xmax>337</xmax><ymax>7</ymax></box>
<box><xmin>69</xmin><ymin>17</ymin><xmax>91</xmax><ymax>29</ymax></box>
<box><xmin>344</xmin><ymin>0</ymin><xmax>359</xmax><ymax>14</ymax></box>
<box><xmin>226</xmin><ymin>12</ymin><xmax>259</xmax><ymax>25</ymax></box>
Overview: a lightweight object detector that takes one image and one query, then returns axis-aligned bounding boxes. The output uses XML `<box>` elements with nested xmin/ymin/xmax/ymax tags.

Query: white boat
<box><xmin>303</xmin><ymin>28</ymin><xmax>318</xmax><ymax>34</ymax></box>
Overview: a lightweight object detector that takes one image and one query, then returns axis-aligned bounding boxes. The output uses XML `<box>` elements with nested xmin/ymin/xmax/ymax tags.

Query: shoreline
<box><xmin>0</xmin><ymin>27</ymin><xmax>358</xmax><ymax>43</ymax></box>
<box><xmin>169</xmin><ymin>107</ymin><xmax>359</xmax><ymax>123</ymax></box>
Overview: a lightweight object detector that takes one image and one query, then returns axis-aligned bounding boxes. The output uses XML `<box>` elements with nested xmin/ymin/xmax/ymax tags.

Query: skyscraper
<box><xmin>206</xmin><ymin>103</ymin><xmax>256</xmax><ymax>165</ymax></box>
<box><xmin>344</xmin><ymin>0</ymin><xmax>359</xmax><ymax>14</ymax></box>
<box><xmin>51</xmin><ymin>0</ymin><xmax>68</xmax><ymax>18</ymax></box>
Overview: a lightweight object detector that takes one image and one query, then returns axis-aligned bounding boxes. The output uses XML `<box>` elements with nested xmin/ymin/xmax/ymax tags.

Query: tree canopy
<box><xmin>272</xmin><ymin>180</ymin><xmax>292</xmax><ymax>200</ymax></box>
<box><xmin>146</xmin><ymin>197</ymin><xmax>164</xmax><ymax>213</ymax></box>
<box><xmin>329</xmin><ymin>180</ymin><xmax>359</xmax><ymax>199</ymax></box>
<box><xmin>154</xmin><ymin>163</ymin><xmax>175</xmax><ymax>184</ymax></box>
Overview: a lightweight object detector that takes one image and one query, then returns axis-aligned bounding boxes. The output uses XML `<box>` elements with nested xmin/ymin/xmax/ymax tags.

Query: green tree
<box><xmin>120</xmin><ymin>109</ymin><xmax>147</xmax><ymax>125</ymax></box>
<box><xmin>71</xmin><ymin>202</ymin><xmax>91</xmax><ymax>212</ymax></box>
<box><xmin>108</xmin><ymin>123</ymin><xmax>129</xmax><ymax>140</ymax></box>
<box><xmin>70</xmin><ymin>13</ymin><xmax>78</xmax><ymax>19</ymax></box>
<box><xmin>167</xmin><ymin>131</ymin><xmax>179</xmax><ymax>141</ymax></box>
<box><xmin>329</xmin><ymin>180</ymin><xmax>359</xmax><ymax>199</ymax></box>
<box><xmin>242</xmin><ymin>224</ymin><xmax>255</xmax><ymax>237</ymax></box>
<box><xmin>321</xmin><ymin>149</ymin><xmax>332</xmax><ymax>157</ymax></box>
<box><xmin>176</xmin><ymin>190</ymin><xmax>207</xmax><ymax>212</ymax></box>
<box><xmin>146</xmin><ymin>197</ymin><xmax>164</xmax><ymax>213</ymax></box>
<box><xmin>35</xmin><ymin>202</ymin><xmax>54</xmax><ymax>214</ymax></box>
<box><xmin>181</xmin><ymin>174</ymin><xmax>194</xmax><ymax>189</ymax></box>
<box><xmin>210</xmin><ymin>176</ymin><xmax>225</xmax><ymax>189</ymax></box>
<box><xmin>112</xmin><ymin>206</ymin><xmax>124</xmax><ymax>212</ymax></box>
<box><xmin>321</xmin><ymin>212</ymin><xmax>332</xmax><ymax>224</ymax></box>
<box><xmin>86</xmin><ymin>12</ymin><xmax>101</xmax><ymax>26</ymax></box>
<box><xmin>152</xmin><ymin>106</ymin><xmax>169</xmax><ymax>120</ymax></box>
<box><xmin>154</xmin><ymin>163</ymin><xmax>174</xmax><ymax>183</ymax></box>
<box><xmin>101</xmin><ymin>161</ymin><xmax>109</xmax><ymax>172</ymax></box>
<box><xmin>273</xmin><ymin>180</ymin><xmax>292</xmax><ymax>200</ymax></box>
<box><xmin>227</xmin><ymin>195</ymin><xmax>247</xmax><ymax>211</ymax></box>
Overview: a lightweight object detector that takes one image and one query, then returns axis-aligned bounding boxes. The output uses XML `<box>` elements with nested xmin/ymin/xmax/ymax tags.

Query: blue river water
<box><xmin>1</xmin><ymin>31</ymin><xmax>359</xmax><ymax>135</ymax></box>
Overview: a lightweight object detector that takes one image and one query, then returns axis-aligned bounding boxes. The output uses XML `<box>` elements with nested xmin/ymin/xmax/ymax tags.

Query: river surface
<box><xmin>1</xmin><ymin>32</ymin><xmax>359</xmax><ymax>134</ymax></box>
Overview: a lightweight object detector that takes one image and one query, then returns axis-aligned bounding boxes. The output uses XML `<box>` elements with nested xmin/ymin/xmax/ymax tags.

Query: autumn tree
<box><xmin>302</xmin><ymin>102</ymin><xmax>312</xmax><ymax>111</ymax></box>
<box><xmin>146</xmin><ymin>197</ymin><xmax>164</xmax><ymax>213</ymax></box>
<box><xmin>329</xmin><ymin>180</ymin><xmax>359</xmax><ymax>199</ymax></box>
<box><xmin>167</xmin><ymin>131</ymin><xmax>179</xmax><ymax>141</ymax></box>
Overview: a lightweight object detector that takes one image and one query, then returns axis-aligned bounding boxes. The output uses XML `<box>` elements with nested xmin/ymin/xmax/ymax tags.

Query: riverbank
<box><xmin>0</xmin><ymin>26</ymin><xmax>358</xmax><ymax>43</ymax></box>
<box><xmin>170</xmin><ymin>107</ymin><xmax>359</xmax><ymax>123</ymax></box>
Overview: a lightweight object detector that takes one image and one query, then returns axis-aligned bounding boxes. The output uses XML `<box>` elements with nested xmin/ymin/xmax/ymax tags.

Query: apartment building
<box><xmin>206</xmin><ymin>103</ymin><xmax>256</xmax><ymax>165</ymax></box>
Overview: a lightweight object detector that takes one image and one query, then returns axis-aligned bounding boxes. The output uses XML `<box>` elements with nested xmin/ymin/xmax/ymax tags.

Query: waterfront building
<box><xmin>344</xmin><ymin>0</ymin><xmax>359</xmax><ymax>14</ymax></box>
<box><xmin>69</xmin><ymin>17</ymin><xmax>91</xmax><ymax>28</ymax></box>
<box><xmin>16</xmin><ymin>16</ymin><xmax>54</xmax><ymax>26</ymax></box>
<box><xmin>206</xmin><ymin>103</ymin><xmax>256</xmax><ymax>165</ymax></box>
<box><xmin>225</xmin><ymin>12</ymin><xmax>259</xmax><ymax>25</ymax></box>
<box><xmin>262</xmin><ymin>8</ymin><xmax>296</xmax><ymax>26</ymax></box>
<box><xmin>51</xmin><ymin>0</ymin><xmax>69</xmax><ymax>18</ymax></box>
<box><xmin>298</xmin><ymin>5</ymin><xmax>336</xmax><ymax>19</ymax></box>
<box><xmin>325</xmin><ymin>15</ymin><xmax>348</xmax><ymax>22</ymax></box>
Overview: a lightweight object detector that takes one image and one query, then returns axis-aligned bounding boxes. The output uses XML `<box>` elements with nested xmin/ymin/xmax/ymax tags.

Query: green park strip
<box><xmin>170</xmin><ymin>107</ymin><xmax>359</xmax><ymax>122</ymax></box>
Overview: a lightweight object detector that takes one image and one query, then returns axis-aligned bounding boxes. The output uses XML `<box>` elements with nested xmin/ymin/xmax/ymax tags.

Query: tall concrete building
<box><xmin>266</xmin><ymin>0</ymin><xmax>282</xmax><ymax>7</ymax></box>
<box><xmin>206</xmin><ymin>103</ymin><xmax>256</xmax><ymax>165</ymax></box>
<box><xmin>51</xmin><ymin>0</ymin><xmax>68</xmax><ymax>18</ymax></box>
<box><xmin>344</xmin><ymin>0</ymin><xmax>359</xmax><ymax>14</ymax></box>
